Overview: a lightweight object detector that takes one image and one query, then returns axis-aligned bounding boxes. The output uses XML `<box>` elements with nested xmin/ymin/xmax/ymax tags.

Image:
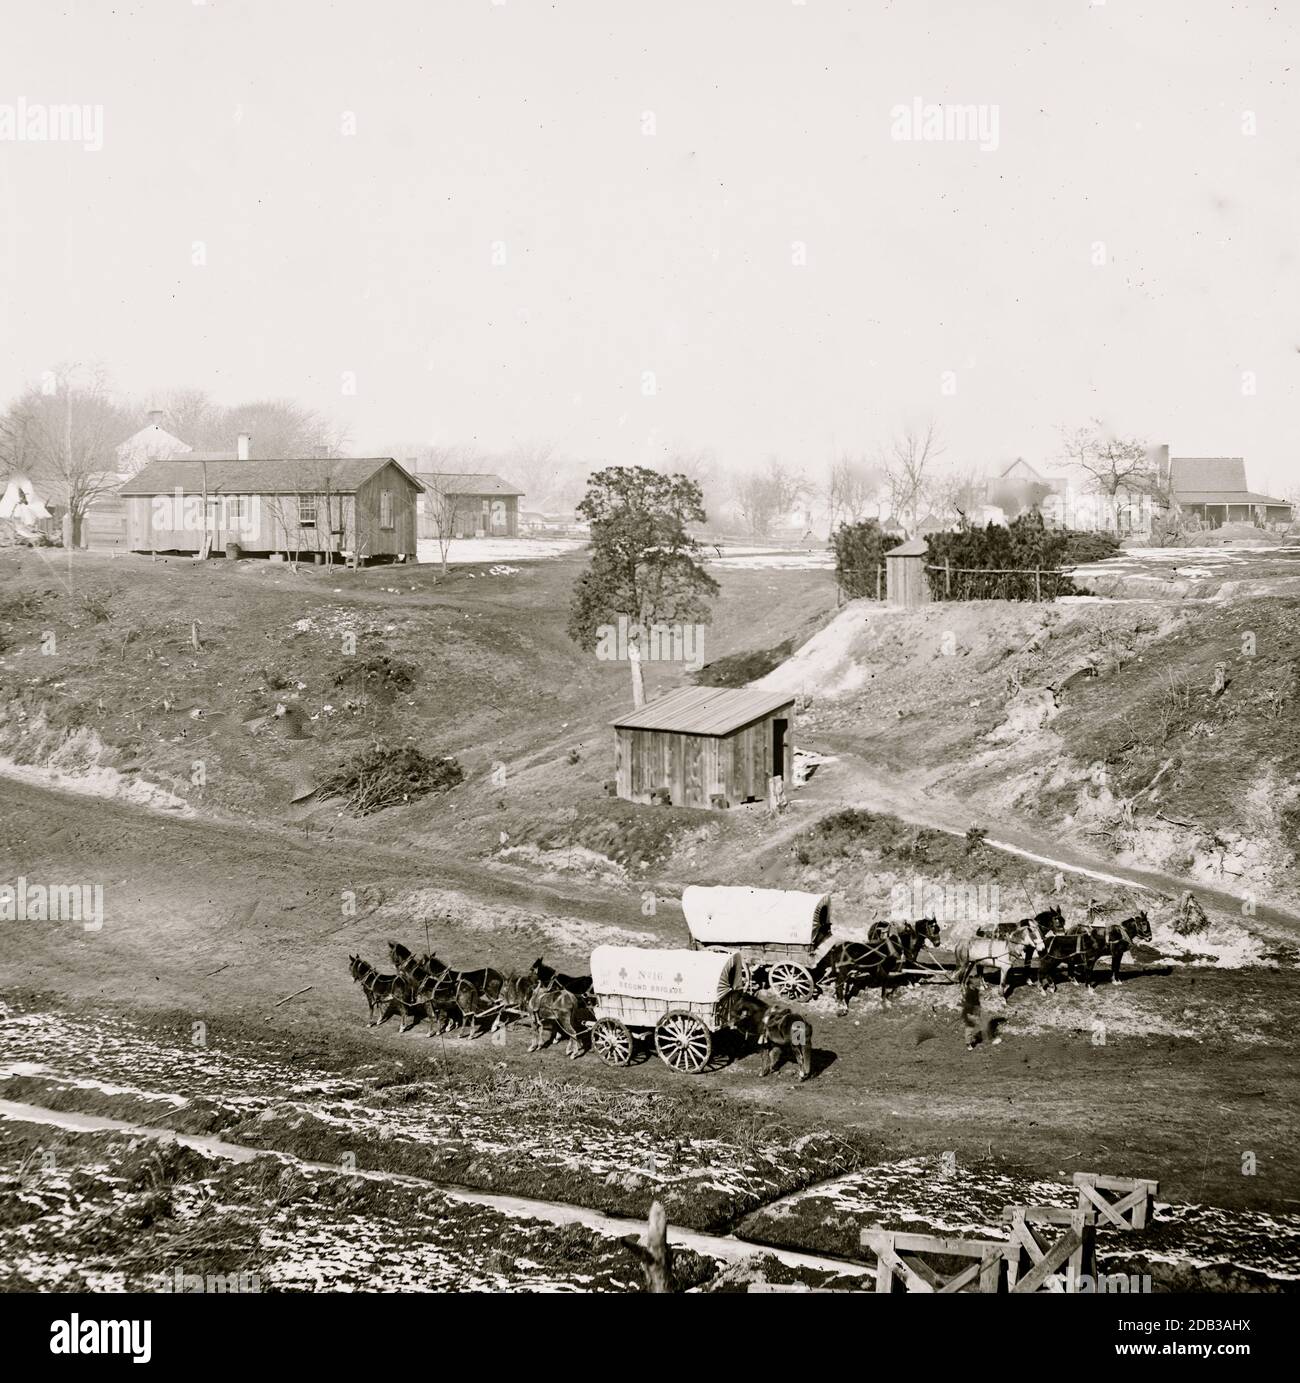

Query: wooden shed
<box><xmin>117</xmin><ymin>457</ymin><xmax>421</xmax><ymax>562</ymax></box>
<box><xmin>886</xmin><ymin>536</ymin><xmax>931</xmax><ymax>608</ymax></box>
<box><xmin>611</xmin><ymin>686</ymin><xmax>795</xmax><ymax>809</ymax></box>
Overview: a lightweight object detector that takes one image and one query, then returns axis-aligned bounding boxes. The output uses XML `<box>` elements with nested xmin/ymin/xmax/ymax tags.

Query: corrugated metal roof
<box><xmin>118</xmin><ymin>458</ymin><xmax>420</xmax><ymax>496</ymax></box>
<box><xmin>611</xmin><ymin>685</ymin><xmax>794</xmax><ymax>736</ymax></box>
<box><xmin>1169</xmin><ymin>457</ymin><xmax>1248</xmax><ymax>494</ymax></box>
<box><xmin>418</xmin><ymin>471</ymin><xmax>524</xmax><ymax>497</ymax></box>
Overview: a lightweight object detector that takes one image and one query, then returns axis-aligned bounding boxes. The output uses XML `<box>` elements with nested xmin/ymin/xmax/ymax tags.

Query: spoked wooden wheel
<box><xmin>738</xmin><ymin>960</ymin><xmax>758</xmax><ymax>994</ymax></box>
<box><xmin>654</xmin><ymin>1011</ymin><xmax>713</xmax><ymax>1074</ymax></box>
<box><xmin>591</xmin><ymin>1018</ymin><xmax>633</xmax><ymax>1066</ymax></box>
<box><xmin>767</xmin><ymin>962</ymin><xmax>816</xmax><ymax>1003</ymax></box>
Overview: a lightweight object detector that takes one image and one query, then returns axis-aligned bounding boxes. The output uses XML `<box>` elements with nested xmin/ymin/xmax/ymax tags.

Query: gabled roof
<box><xmin>1176</xmin><ymin>490</ymin><xmax>1292</xmax><ymax>507</ymax></box>
<box><xmin>611</xmin><ymin>685</ymin><xmax>793</xmax><ymax>736</ymax></box>
<box><xmin>1169</xmin><ymin>457</ymin><xmax>1248</xmax><ymax>494</ymax></box>
<box><xmin>1169</xmin><ymin>457</ymin><xmax>1289</xmax><ymax>507</ymax></box>
<box><xmin>888</xmin><ymin>537</ymin><xmax>930</xmax><ymax>557</ymax></box>
<box><xmin>118</xmin><ymin>458</ymin><xmax>420</xmax><ymax>496</ymax></box>
<box><xmin>420</xmin><ymin>471</ymin><xmax>524</xmax><ymax>497</ymax></box>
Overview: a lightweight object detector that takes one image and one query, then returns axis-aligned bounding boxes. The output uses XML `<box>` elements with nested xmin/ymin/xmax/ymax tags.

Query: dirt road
<box><xmin>2</xmin><ymin>772</ymin><xmax>1298</xmax><ymax>1215</ymax></box>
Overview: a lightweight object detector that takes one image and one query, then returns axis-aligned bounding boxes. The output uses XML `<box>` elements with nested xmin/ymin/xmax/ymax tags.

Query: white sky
<box><xmin>1</xmin><ymin>0</ymin><xmax>1297</xmax><ymax>493</ymax></box>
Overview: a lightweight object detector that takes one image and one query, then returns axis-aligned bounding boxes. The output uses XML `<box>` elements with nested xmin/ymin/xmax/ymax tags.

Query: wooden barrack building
<box><xmin>611</xmin><ymin>686</ymin><xmax>795</xmax><ymax>810</ymax></box>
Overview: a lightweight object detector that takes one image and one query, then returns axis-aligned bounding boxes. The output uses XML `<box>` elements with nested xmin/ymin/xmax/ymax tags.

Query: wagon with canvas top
<box><xmin>588</xmin><ymin>945</ymin><xmax>744</xmax><ymax>1074</ymax></box>
<box><xmin>681</xmin><ymin>885</ymin><xmax>833</xmax><ymax>1002</ymax></box>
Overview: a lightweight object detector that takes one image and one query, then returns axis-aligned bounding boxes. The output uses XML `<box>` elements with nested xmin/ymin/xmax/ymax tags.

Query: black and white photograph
<box><xmin>0</xmin><ymin>0</ymin><xmax>1295</xmax><ymax>1355</ymax></box>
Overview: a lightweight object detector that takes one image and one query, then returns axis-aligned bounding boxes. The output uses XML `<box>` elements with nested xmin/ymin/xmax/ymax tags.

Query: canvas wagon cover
<box><xmin>590</xmin><ymin>946</ymin><xmax>740</xmax><ymax>1005</ymax></box>
<box><xmin>681</xmin><ymin>885</ymin><xmax>829</xmax><ymax>946</ymax></box>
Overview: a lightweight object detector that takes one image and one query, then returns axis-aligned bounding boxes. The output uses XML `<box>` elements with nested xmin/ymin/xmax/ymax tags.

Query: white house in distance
<box><xmin>82</xmin><ymin>411</ymin><xmax>196</xmax><ymax>550</ymax></box>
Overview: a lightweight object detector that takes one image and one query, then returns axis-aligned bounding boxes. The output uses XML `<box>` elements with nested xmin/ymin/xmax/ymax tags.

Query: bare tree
<box><xmin>422</xmin><ymin>472</ymin><xmax>468</xmax><ymax>573</ymax></box>
<box><xmin>879</xmin><ymin>419</ymin><xmax>944</xmax><ymax>535</ymax></box>
<box><xmin>927</xmin><ymin>466</ymin><xmax>985</xmax><ymax>526</ymax></box>
<box><xmin>732</xmin><ymin>458</ymin><xmax>807</xmax><ymax>538</ymax></box>
<box><xmin>826</xmin><ymin>452</ymin><xmax>884</xmax><ymax>531</ymax></box>
<box><xmin>142</xmin><ymin>392</ymin><xmax>348</xmax><ymax>458</ymax></box>
<box><xmin>6</xmin><ymin>364</ymin><xmax>134</xmax><ymax>544</ymax></box>
<box><xmin>1058</xmin><ymin>420</ymin><xmax>1154</xmax><ymax>497</ymax></box>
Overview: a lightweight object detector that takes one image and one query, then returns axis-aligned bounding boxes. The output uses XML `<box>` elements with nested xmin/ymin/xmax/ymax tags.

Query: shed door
<box><xmin>772</xmin><ymin>718</ymin><xmax>788</xmax><ymax>783</ymax></box>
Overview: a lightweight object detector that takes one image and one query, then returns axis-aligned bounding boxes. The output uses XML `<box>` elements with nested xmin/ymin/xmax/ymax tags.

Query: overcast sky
<box><xmin>1</xmin><ymin>0</ymin><xmax>1296</xmax><ymax>492</ymax></box>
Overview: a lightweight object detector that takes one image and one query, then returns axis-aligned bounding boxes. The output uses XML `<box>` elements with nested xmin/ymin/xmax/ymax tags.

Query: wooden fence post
<box><xmin>1034</xmin><ymin>568</ymin><xmax>1042</xmax><ymax>602</ymax></box>
<box><xmin>876</xmin><ymin>564</ymin><xmax>882</xmax><ymax>601</ymax></box>
<box><xmin>944</xmin><ymin>557</ymin><xmax>951</xmax><ymax>598</ymax></box>
<box><xmin>623</xmin><ymin>1200</ymin><xmax>675</xmax><ymax>1292</ymax></box>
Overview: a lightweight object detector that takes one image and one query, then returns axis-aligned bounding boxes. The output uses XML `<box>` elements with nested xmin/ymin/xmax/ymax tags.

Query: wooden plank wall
<box><xmin>616</xmin><ymin>703</ymin><xmax>794</xmax><ymax>809</ymax></box>
<box><xmin>887</xmin><ymin>553</ymin><xmax>931</xmax><ymax>608</ymax></box>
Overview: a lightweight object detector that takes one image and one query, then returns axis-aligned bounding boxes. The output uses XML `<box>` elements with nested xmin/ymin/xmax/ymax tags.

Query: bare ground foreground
<box><xmin>1</xmin><ymin>546</ymin><xmax>1298</xmax><ymax>1290</ymax></box>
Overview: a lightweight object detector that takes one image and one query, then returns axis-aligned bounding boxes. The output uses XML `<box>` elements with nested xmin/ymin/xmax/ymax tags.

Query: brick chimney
<box><xmin>147</xmin><ymin>409</ymin><xmax>164</xmax><ymax>427</ymax></box>
<box><xmin>237</xmin><ymin>433</ymin><xmax>251</xmax><ymax>461</ymax></box>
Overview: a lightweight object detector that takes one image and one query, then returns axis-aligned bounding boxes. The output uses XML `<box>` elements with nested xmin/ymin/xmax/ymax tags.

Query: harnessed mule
<box><xmin>523</xmin><ymin>976</ymin><xmax>586</xmax><ymax>1057</ymax></box>
<box><xmin>866</xmin><ymin>917</ymin><xmax>942</xmax><ymax>966</ymax></box>
<box><xmin>715</xmin><ymin>990</ymin><xmax>813</xmax><ymax>1081</ymax></box>
<box><xmin>975</xmin><ymin>906</ymin><xmax>1065</xmax><ymax>967</ymax></box>
<box><xmin>348</xmin><ymin>955</ymin><xmax>410</xmax><ymax>1027</ymax></box>
<box><xmin>1036</xmin><ymin>930</ymin><xmax>1104</xmax><ymax>990</ymax></box>
<box><xmin>818</xmin><ymin>933</ymin><xmax>904</xmax><ymax>1012</ymax></box>
<box><xmin>954</xmin><ymin>922</ymin><xmax>1043</xmax><ymax>997</ymax></box>
<box><xmin>1069</xmin><ymin>910</ymin><xmax>1151</xmax><ymax>983</ymax></box>
<box><xmin>527</xmin><ymin>957</ymin><xmax>594</xmax><ymax>999</ymax></box>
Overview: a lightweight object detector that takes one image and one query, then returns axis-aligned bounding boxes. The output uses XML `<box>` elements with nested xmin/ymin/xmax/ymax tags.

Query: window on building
<box><xmin>380</xmin><ymin>490</ymin><xmax>394</xmax><ymax>529</ymax></box>
<box><xmin>298</xmin><ymin>495</ymin><xmax>317</xmax><ymax>528</ymax></box>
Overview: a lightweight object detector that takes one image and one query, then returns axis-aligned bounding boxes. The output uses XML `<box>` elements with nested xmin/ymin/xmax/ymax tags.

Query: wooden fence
<box><xmin>859</xmin><ymin>1170</ymin><xmax>1158</xmax><ymax>1293</ymax></box>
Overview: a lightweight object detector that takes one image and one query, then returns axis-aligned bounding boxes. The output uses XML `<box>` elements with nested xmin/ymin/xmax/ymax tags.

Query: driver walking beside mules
<box><xmin>961</xmin><ymin>979</ymin><xmax>1000</xmax><ymax>1051</ymax></box>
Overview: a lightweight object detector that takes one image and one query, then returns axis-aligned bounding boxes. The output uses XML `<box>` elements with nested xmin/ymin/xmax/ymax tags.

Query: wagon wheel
<box><xmin>767</xmin><ymin>962</ymin><xmax>816</xmax><ymax>1003</ymax></box>
<box><xmin>654</xmin><ymin>1011</ymin><xmax>713</xmax><ymax>1074</ymax></box>
<box><xmin>738</xmin><ymin>959</ymin><xmax>758</xmax><ymax>994</ymax></box>
<box><xmin>591</xmin><ymin>1018</ymin><xmax>633</xmax><ymax>1067</ymax></box>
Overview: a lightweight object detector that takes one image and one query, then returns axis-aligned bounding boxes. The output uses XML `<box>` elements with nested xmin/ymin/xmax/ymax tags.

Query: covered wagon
<box><xmin>589</xmin><ymin>945</ymin><xmax>743</xmax><ymax>1074</ymax></box>
<box><xmin>681</xmin><ymin>885</ymin><xmax>833</xmax><ymax>1002</ymax></box>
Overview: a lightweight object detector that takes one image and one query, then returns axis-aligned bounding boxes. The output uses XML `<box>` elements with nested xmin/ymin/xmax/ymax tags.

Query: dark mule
<box><xmin>1070</xmin><ymin>910</ymin><xmax>1152</xmax><ymax>983</ymax></box>
<box><xmin>413</xmin><ymin>953</ymin><xmax>508</xmax><ymax>1036</ymax></box>
<box><xmin>715</xmin><ymin>990</ymin><xmax>813</xmax><ymax>1081</ymax></box>
<box><xmin>1036</xmin><ymin>930</ymin><xmax>1103</xmax><ymax>990</ymax></box>
<box><xmin>524</xmin><ymin>980</ymin><xmax>585</xmax><ymax>1058</ymax></box>
<box><xmin>866</xmin><ymin>918</ymin><xmax>941</xmax><ymax>966</ymax></box>
<box><xmin>528</xmin><ymin>957</ymin><xmax>594</xmax><ymax>999</ymax></box>
<box><xmin>817</xmin><ymin>933</ymin><xmax>904</xmax><ymax>1012</ymax></box>
<box><xmin>348</xmin><ymin>955</ymin><xmax>410</xmax><ymax>1027</ymax></box>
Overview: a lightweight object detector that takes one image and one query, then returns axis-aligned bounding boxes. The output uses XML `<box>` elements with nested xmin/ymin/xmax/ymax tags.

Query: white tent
<box><xmin>682</xmin><ymin>885</ymin><xmax>830</xmax><ymax>946</ymax></box>
<box><xmin>590</xmin><ymin>945</ymin><xmax>741</xmax><ymax>1006</ymax></box>
<box><xmin>0</xmin><ymin>474</ymin><xmax>52</xmax><ymax>523</ymax></box>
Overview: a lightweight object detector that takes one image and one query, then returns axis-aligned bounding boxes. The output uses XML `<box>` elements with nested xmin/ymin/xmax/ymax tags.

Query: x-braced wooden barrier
<box><xmin>1073</xmin><ymin>1172</ymin><xmax>1159</xmax><ymax>1230</ymax></box>
<box><xmin>860</xmin><ymin>1230</ymin><xmax>1020</xmax><ymax>1293</ymax></box>
<box><xmin>1001</xmin><ymin>1205</ymin><xmax>1096</xmax><ymax>1292</ymax></box>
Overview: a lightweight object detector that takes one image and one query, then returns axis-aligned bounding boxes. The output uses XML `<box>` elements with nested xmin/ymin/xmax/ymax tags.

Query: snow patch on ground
<box><xmin>416</xmin><ymin>538</ymin><xmax>584</xmax><ymax>565</ymax></box>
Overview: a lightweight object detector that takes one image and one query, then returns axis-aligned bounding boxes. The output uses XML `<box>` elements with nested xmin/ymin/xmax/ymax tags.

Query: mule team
<box><xmin>348</xmin><ymin>906</ymin><xmax>1152</xmax><ymax>1081</ymax></box>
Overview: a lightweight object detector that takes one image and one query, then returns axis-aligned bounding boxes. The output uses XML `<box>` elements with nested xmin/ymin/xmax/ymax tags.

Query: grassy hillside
<box><xmin>0</xmin><ymin>548</ymin><xmax>836</xmax><ymax>859</ymax></box>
